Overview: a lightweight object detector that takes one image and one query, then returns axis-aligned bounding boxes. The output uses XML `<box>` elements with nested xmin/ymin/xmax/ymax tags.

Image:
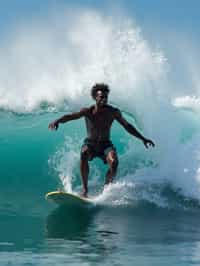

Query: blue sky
<box><xmin>0</xmin><ymin>0</ymin><xmax>199</xmax><ymax>36</ymax></box>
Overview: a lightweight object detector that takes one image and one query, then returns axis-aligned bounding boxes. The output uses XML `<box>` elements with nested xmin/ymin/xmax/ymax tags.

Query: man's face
<box><xmin>95</xmin><ymin>90</ymin><xmax>108</xmax><ymax>106</ymax></box>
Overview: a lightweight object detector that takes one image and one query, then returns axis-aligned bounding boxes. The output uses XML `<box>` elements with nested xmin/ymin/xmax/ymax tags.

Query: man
<box><xmin>49</xmin><ymin>83</ymin><xmax>155</xmax><ymax>197</ymax></box>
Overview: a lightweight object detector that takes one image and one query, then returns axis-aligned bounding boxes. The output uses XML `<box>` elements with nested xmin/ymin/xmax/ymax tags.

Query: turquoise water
<box><xmin>2</xmin><ymin>206</ymin><xmax>200</xmax><ymax>266</ymax></box>
<box><xmin>1</xmin><ymin>9</ymin><xmax>200</xmax><ymax>265</ymax></box>
<box><xmin>1</xmin><ymin>111</ymin><xmax>200</xmax><ymax>266</ymax></box>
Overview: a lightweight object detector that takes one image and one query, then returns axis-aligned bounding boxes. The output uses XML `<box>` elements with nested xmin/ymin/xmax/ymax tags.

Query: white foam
<box><xmin>173</xmin><ymin>96</ymin><xmax>200</xmax><ymax>112</ymax></box>
<box><xmin>5</xmin><ymin>7</ymin><xmax>199</xmax><ymax>204</ymax></box>
<box><xmin>0</xmin><ymin>9</ymin><xmax>164</xmax><ymax>112</ymax></box>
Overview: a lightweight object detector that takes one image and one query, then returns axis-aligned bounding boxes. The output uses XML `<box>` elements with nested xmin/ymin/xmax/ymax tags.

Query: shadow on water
<box><xmin>45</xmin><ymin>202</ymin><xmax>200</xmax><ymax>265</ymax></box>
<box><xmin>94</xmin><ymin>202</ymin><xmax>200</xmax><ymax>245</ymax></box>
<box><xmin>45</xmin><ymin>205</ymin><xmax>122</xmax><ymax>265</ymax></box>
<box><xmin>46</xmin><ymin>196</ymin><xmax>200</xmax><ymax>242</ymax></box>
<box><xmin>46</xmin><ymin>205</ymin><xmax>98</xmax><ymax>239</ymax></box>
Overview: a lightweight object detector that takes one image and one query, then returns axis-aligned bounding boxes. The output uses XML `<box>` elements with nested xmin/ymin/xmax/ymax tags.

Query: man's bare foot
<box><xmin>80</xmin><ymin>190</ymin><xmax>88</xmax><ymax>198</ymax></box>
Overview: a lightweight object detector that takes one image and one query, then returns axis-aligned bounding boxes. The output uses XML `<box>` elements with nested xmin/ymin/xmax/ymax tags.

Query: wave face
<box><xmin>1</xmin><ymin>8</ymin><xmax>200</xmax><ymax>212</ymax></box>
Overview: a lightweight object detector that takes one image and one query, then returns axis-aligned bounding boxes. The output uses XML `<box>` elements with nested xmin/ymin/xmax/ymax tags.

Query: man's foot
<box><xmin>104</xmin><ymin>177</ymin><xmax>113</xmax><ymax>186</ymax></box>
<box><xmin>80</xmin><ymin>190</ymin><xmax>88</xmax><ymax>198</ymax></box>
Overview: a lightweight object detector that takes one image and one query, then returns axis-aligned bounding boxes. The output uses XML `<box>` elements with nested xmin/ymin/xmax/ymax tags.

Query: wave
<box><xmin>1</xmin><ymin>8</ymin><xmax>200</xmax><ymax>212</ymax></box>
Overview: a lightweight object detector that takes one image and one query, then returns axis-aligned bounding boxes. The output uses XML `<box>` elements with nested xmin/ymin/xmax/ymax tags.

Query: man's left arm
<box><xmin>115</xmin><ymin>109</ymin><xmax>155</xmax><ymax>148</ymax></box>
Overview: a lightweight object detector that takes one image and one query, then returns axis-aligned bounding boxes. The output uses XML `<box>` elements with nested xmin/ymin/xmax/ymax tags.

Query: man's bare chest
<box><xmin>88</xmin><ymin>111</ymin><xmax>114</xmax><ymax>127</ymax></box>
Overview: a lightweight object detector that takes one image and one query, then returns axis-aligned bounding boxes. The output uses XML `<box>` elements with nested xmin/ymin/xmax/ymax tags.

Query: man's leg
<box><xmin>80</xmin><ymin>145</ymin><xmax>93</xmax><ymax>197</ymax></box>
<box><xmin>80</xmin><ymin>157</ymin><xmax>89</xmax><ymax>197</ymax></box>
<box><xmin>105</xmin><ymin>150</ymin><xmax>118</xmax><ymax>185</ymax></box>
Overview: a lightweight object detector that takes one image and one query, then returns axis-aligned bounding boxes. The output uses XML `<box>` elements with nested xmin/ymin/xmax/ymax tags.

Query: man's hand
<box><xmin>142</xmin><ymin>138</ymin><xmax>155</xmax><ymax>149</ymax></box>
<box><xmin>48</xmin><ymin>120</ymin><xmax>59</xmax><ymax>130</ymax></box>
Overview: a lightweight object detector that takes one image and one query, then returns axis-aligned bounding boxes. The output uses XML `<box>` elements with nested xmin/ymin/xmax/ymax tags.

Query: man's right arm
<box><xmin>48</xmin><ymin>108</ymin><xmax>88</xmax><ymax>130</ymax></box>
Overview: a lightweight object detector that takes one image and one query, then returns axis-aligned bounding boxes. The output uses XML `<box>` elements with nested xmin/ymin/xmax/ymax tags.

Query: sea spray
<box><xmin>1</xmin><ymin>8</ymin><xmax>200</xmax><ymax>208</ymax></box>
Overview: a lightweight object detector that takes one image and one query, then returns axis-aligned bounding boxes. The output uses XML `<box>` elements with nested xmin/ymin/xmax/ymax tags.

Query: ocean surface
<box><xmin>1</xmin><ymin>9</ymin><xmax>200</xmax><ymax>266</ymax></box>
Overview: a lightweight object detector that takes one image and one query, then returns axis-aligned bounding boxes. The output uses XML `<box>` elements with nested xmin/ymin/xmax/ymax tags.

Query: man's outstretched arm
<box><xmin>115</xmin><ymin>110</ymin><xmax>155</xmax><ymax>148</ymax></box>
<box><xmin>48</xmin><ymin>108</ymin><xmax>87</xmax><ymax>130</ymax></box>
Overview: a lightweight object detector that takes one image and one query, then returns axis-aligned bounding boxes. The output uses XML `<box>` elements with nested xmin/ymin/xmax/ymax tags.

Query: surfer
<box><xmin>48</xmin><ymin>83</ymin><xmax>155</xmax><ymax>197</ymax></box>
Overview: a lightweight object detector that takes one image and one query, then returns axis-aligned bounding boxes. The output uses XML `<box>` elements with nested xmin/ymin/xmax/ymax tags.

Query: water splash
<box><xmin>2</xmin><ymin>8</ymin><xmax>200</xmax><ymax>208</ymax></box>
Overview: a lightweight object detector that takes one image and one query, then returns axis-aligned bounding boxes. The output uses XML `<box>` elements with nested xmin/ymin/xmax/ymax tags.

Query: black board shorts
<box><xmin>81</xmin><ymin>138</ymin><xmax>116</xmax><ymax>164</ymax></box>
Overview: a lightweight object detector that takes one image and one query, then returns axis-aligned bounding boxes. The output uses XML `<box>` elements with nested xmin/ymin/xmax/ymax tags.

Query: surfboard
<box><xmin>45</xmin><ymin>191</ymin><xmax>94</xmax><ymax>207</ymax></box>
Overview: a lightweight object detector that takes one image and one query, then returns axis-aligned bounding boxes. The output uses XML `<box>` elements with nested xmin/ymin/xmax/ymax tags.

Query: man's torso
<box><xmin>83</xmin><ymin>105</ymin><xmax>117</xmax><ymax>141</ymax></box>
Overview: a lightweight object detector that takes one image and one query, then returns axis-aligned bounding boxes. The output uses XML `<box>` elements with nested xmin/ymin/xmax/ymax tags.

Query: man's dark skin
<box><xmin>49</xmin><ymin>88</ymin><xmax>155</xmax><ymax>197</ymax></box>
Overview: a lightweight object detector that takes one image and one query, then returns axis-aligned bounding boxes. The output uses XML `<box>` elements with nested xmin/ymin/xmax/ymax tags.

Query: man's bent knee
<box><xmin>106</xmin><ymin>151</ymin><xmax>118</xmax><ymax>170</ymax></box>
<box><xmin>81</xmin><ymin>145</ymin><xmax>93</xmax><ymax>161</ymax></box>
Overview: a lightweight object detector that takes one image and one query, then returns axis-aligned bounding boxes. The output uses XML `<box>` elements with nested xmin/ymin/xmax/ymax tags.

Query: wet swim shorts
<box><xmin>81</xmin><ymin>138</ymin><xmax>116</xmax><ymax>164</ymax></box>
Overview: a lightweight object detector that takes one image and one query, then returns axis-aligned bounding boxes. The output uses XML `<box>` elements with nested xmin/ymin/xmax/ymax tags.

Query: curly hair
<box><xmin>91</xmin><ymin>83</ymin><xmax>110</xmax><ymax>99</ymax></box>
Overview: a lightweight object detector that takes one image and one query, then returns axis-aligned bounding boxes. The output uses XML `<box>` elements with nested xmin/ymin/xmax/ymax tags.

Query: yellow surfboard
<box><xmin>45</xmin><ymin>191</ymin><xmax>93</xmax><ymax>207</ymax></box>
